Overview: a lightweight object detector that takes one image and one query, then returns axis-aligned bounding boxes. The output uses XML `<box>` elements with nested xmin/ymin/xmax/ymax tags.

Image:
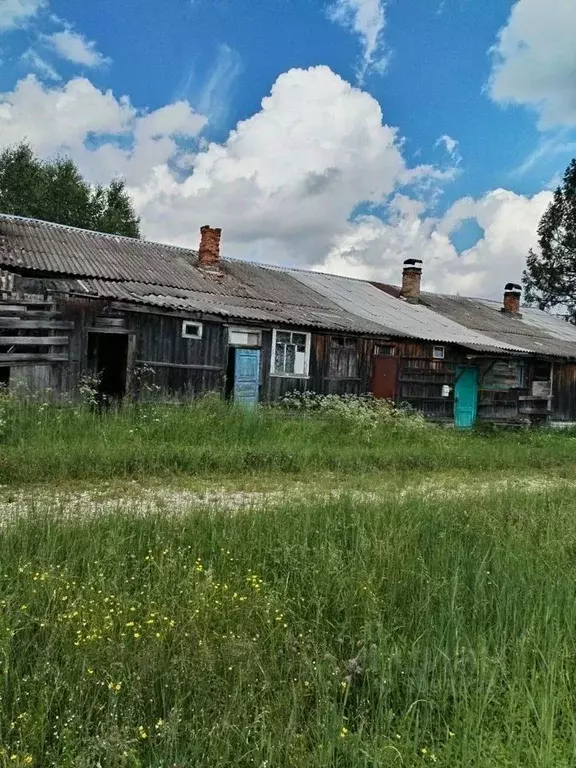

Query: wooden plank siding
<box><xmin>129</xmin><ymin>312</ymin><xmax>225</xmax><ymax>398</ymax></box>
<box><xmin>394</xmin><ymin>342</ymin><xmax>458</xmax><ymax>420</ymax></box>
<box><xmin>0</xmin><ymin>288</ymin><xmax>573</xmax><ymax>426</ymax></box>
<box><xmin>552</xmin><ymin>362</ymin><xmax>576</xmax><ymax>421</ymax></box>
<box><xmin>0</xmin><ymin>297</ymin><xmax>73</xmax><ymax>395</ymax></box>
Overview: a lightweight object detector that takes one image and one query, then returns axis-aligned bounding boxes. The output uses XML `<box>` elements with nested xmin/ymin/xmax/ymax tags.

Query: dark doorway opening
<box><xmin>225</xmin><ymin>347</ymin><xmax>236</xmax><ymax>401</ymax></box>
<box><xmin>0</xmin><ymin>367</ymin><xmax>9</xmax><ymax>388</ymax></box>
<box><xmin>87</xmin><ymin>332</ymin><xmax>129</xmax><ymax>403</ymax></box>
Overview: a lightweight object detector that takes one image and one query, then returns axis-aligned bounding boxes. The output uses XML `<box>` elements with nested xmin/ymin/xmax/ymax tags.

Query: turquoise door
<box><xmin>234</xmin><ymin>348</ymin><xmax>261</xmax><ymax>408</ymax></box>
<box><xmin>454</xmin><ymin>366</ymin><xmax>478</xmax><ymax>429</ymax></box>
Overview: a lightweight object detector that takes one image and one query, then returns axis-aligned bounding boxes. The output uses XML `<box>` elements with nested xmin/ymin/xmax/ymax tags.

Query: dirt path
<box><xmin>0</xmin><ymin>473</ymin><xmax>573</xmax><ymax>522</ymax></box>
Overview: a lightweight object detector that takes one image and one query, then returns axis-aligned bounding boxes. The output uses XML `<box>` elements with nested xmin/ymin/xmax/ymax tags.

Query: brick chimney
<box><xmin>502</xmin><ymin>282</ymin><xmax>522</xmax><ymax>315</ymax></box>
<box><xmin>198</xmin><ymin>225</ymin><xmax>222</xmax><ymax>268</ymax></box>
<box><xmin>401</xmin><ymin>258</ymin><xmax>423</xmax><ymax>301</ymax></box>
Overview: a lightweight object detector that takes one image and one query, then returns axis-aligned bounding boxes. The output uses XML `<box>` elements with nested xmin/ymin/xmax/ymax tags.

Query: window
<box><xmin>182</xmin><ymin>321</ymin><xmax>203</xmax><ymax>340</ymax></box>
<box><xmin>482</xmin><ymin>360</ymin><xmax>527</xmax><ymax>391</ymax></box>
<box><xmin>329</xmin><ymin>336</ymin><xmax>358</xmax><ymax>378</ymax></box>
<box><xmin>432</xmin><ymin>346</ymin><xmax>445</xmax><ymax>360</ymax></box>
<box><xmin>228</xmin><ymin>327</ymin><xmax>262</xmax><ymax>347</ymax></box>
<box><xmin>271</xmin><ymin>329</ymin><xmax>310</xmax><ymax>377</ymax></box>
<box><xmin>375</xmin><ymin>344</ymin><xmax>395</xmax><ymax>356</ymax></box>
<box><xmin>515</xmin><ymin>361</ymin><xmax>527</xmax><ymax>388</ymax></box>
<box><xmin>531</xmin><ymin>360</ymin><xmax>552</xmax><ymax>397</ymax></box>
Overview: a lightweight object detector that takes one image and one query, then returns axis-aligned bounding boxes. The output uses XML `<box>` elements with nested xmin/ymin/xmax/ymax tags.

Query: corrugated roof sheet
<box><xmin>2</xmin><ymin>213</ymin><xmax>575</xmax><ymax>358</ymax></box>
<box><xmin>420</xmin><ymin>293</ymin><xmax>576</xmax><ymax>359</ymax></box>
<box><xmin>47</xmin><ymin>277</ymin><xmax>387</xmax><ymax>333</ymax></box>
<box><xmin>272</xmin><ymin>268</ymin><xmax>531</xmax><ymax>353</ymax></box>
<box><xmin>0</xmin><ymin>215</ymin><xmax>204</xmax><ymax>288</ymax></box>
<box><xmin>0</xmin><ymin>215</ymin><xmax>389</xmax><ymax>332</ymax></box>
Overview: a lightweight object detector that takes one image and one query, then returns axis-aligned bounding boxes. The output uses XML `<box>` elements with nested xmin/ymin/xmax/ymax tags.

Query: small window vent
<box><xmin>432</xmin><ymin>346</ymin><xmax>445</xmax><ymax>360</ymax></box>
<box><xmin>182</xmin><ymin>321</ymin><xmax>203</xmax><ymax>340</ymax></box>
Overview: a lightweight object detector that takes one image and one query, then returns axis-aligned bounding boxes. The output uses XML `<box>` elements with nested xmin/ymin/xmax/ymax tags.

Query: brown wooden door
<box><xmin>371</xmin><ymin>355</ymin><xmax>399</xmax><ymax>399</ymax></box>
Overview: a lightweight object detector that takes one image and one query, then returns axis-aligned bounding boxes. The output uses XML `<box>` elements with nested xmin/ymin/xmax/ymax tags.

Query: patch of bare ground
<box><xmin>0</xmin><ymin>474</ymin><xmax>572</xmax><ymax>522</ymax></box>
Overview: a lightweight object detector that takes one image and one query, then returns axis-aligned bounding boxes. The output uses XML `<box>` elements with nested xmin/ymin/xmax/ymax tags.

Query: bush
<box><xmin>277</xmin><ymin>391</ymin><xmax>429</xmax><ymax>434</ymax></box>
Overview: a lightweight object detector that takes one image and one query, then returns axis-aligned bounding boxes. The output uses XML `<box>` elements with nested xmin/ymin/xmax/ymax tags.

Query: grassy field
<box><xmin>1</xmin><ymin>394</ymin><xmax>576</xmax><ymax>485</ymax></box>
<box><xmin>2</xmin><ymin>397</ymin><xmax>576</xmax><ymax>766</ymax></box>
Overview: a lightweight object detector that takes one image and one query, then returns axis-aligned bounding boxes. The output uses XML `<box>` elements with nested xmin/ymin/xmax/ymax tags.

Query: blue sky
<box><xmin>1</xmin><ymin>0</ymin><xmax>575</xmax><ymax>298</ymax></box>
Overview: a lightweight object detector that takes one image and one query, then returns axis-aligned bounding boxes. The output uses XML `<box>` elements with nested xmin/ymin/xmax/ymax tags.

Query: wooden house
<box><xmin>1</xmin><ymin>213</ymin><xmax>576</xmax><ymax>427</ymax></box>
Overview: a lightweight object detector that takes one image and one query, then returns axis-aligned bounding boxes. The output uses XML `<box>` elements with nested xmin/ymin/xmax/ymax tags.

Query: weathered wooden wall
<box><xmin>395</xmin><ymin>341</ymin><xmax>458</xmax><ymax>420</ymax></box>
<box><xmin>0</xmin><ymin>297</ymin><xmax>73</xmax><ymax>398</ymax></box>
<box><xmin>260</xmin><ymin>333</ymin><xmax>390</xmax><ymax>401</ymax></box>
<box><xmin>56</xmin><ymin>298</ymin><xmax>226</xmax><ymax>399</ymax></box>
<box><xmin>129</xmin><ymin>311</ymin><xmax>225</xmax><ymax>397</ymax></box>
<box><xmin>552</xmin><ymin>362</ymin><xmax>576</xmax><ymax>421</ymax></box>
<box><xmin>2</xmin><ymin>281</ymin><xmax>572</xmax><ymax>427</ymax></box>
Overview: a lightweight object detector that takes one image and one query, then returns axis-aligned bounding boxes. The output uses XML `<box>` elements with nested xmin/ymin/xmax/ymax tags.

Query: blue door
<box><xmin>454</xmin><ymin>366</ymin><xmax>478</xmax><ymax>429</ymax></box>
<box><xmin>234</xmin><ymin>348</ymin><xmax>261</xmax><ymax>408</ymax></box>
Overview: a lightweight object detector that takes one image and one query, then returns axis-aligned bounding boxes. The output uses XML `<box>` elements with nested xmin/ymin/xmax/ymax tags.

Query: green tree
<box><xmin>0</xmin><ymin>142</ymin><xmax>140</xmax><ymax>238</ymax></box>
<box><xmin>524</xmin><ymin>159</ymin><xmax>576</xmax><ymax>318</ymax></box>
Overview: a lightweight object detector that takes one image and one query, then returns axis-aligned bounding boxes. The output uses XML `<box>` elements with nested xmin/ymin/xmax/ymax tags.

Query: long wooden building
<box><xmin>1</xmin><ymin>213</ymin><xmax>576</xmax><ymax>427</ymax></box>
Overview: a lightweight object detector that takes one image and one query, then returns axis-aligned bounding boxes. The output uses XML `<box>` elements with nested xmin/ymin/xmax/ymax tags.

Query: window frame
<box><xmin>432</xmin><ymin>345</ymin><xmax>445</xmax><ymax>360</ymax></box>
<box><xmin>270</xmin><ymin>328</ymin><xmax>311</xmax><ymax>378</ymax></box>
<box><xmin>328</xmin><ymin>335</ymin><xmax>360</xmax><ymax>379</ymax></box>
<box><xmin>227</xmin><ymin>326</ymin><xmax>262</xmax><ymax>348</ymax></box>
<box><xmin>374</xmin><ymin>344</ymin><xmax>396</xmax><ymax>357</ymax></box>
<box><xmin>181</xmin><ymin>320</ymin><xmax>203</xmax><ymax>340</ymax></box>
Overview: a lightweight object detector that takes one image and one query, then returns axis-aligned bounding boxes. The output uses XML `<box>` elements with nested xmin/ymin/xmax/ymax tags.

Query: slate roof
<box><xmin>1</xmin><ymin>213</ymin><xmax>575</xmax><ymax>358</ymax></box>
<box><xmin>0</xmin><ymin>215</ymin><xmax>382</xmax><ymax>333</ymax></box>
<box><xmin>47</xmin><ymin>277</ymin><xmax>384</xmax><ymax>333</ymax></box>
<box><xmin>418</xmin><ymin>293</ymin><xmax>576</xmax><ymax>360</ymax></box>
<box><xmin>273</xmin><ymin>268</ymin><xmax>530</xmax><ymax>354</ymax></box>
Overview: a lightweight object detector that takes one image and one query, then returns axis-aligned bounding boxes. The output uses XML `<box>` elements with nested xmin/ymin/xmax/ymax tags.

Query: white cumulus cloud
<box><xmin>325</xmin><ymin>188</ymin><xmax>552</xmax><ymax>298</ymax></box>
<box><xmin>489</xmin><ymin>0</ymin><xmax>576</xmax><ymax>128</ymax></box>
<box><xmin>42</xmin><ymin>28</ymin><xmax>110</xmax><ymax>68</ymax></box>
<box><xmin>0</xmin><ymin>75</ymin><xmax>206</xmax><ymax>185</ymax></box>
<box><xmin>0</xmin><ymin>0</ymin><xmax>45</xmax><ymax>30</ymax></box>
<box><xmin>131</xmin><ymin>66</ymin><xmax>444</xmax><ymax>266</ymax></box>
<box><xmin>0</xmin><ymin>65</ymin><xmax>549</xmax><ymax>302</ymax></box>
<box><xmin>329</xmin><ymin>0</ymin><xmax>387</xmax><ymax>81</ymax></box>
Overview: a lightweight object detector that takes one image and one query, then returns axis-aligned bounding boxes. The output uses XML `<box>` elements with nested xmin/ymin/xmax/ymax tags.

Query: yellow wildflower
<box><xmin>138</xmin><ymin>725</ymin><xmax>148</xmax><ymax>740</ymax></box>
<box><xmin>340</xmin><ymin>727</ymin><xmax>349</xmax><ymax>738</ymax></box>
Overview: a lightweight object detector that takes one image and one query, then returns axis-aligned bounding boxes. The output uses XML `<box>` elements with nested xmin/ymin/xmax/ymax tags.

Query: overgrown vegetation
<box><xmin>1</xmin><ymin>391</ymin><xmax>576</xmax><ymax>485</ymax></box>
<box><xmin>2</xmin><ymin>486</ymin><xmax>576</xmax><ymax>767</ymax></box>
<box><xmin>3</xmin><ymin>393</ymin><xmax>576</xmax><ymax>766</ymax></box>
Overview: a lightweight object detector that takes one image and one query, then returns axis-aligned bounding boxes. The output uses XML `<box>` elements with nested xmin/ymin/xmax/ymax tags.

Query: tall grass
<box><xmin>2</xmin><ymin>395</ymin><xmax>576</xmax><ymax>485</ymax></box>
<box><xmin>2</xmin><ymin>488</ymin><xmax>576</xmax><ymax>766</ymax></box>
